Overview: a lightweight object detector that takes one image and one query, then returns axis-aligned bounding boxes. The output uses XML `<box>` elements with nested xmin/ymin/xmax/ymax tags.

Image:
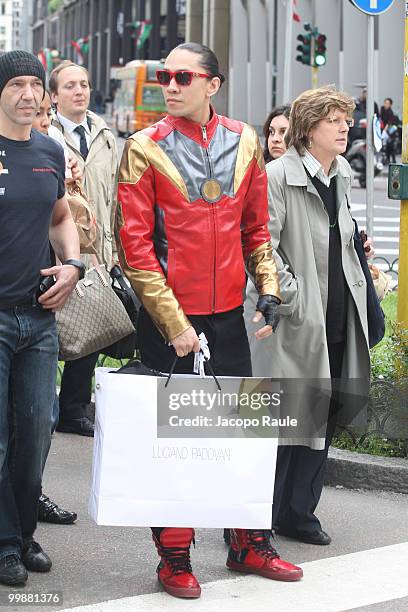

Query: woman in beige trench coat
<box><xmin>245</xmin><ymin>87</ymin><xmax>371</xmax><ymax>545</ymax></box>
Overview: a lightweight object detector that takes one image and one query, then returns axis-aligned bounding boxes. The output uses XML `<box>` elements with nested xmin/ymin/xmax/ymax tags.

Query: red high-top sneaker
<box><xmin>152</xmin><ymin>528</ymin><xmax>201</xmax><ymax>599</ymax></box>
<box><xmin>226</xmin><ymin>529</ymin><xmax>303</xmax><ymax>581</ymax></box>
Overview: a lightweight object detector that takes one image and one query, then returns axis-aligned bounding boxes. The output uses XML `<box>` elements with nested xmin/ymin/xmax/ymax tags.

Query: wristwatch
<box><xmin>64</xmin><ymin>258</ymin><xmax>86</xmax><ymax>280</ymax></box>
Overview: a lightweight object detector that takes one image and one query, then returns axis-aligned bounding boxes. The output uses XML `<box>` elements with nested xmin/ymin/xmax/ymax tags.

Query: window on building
<box><xmin>176</xmin><ymin>0</ymin><xmax>186</xmax><ymax>14</ymax></box>
<box><xmin>1</xmin><ymin>4</ymin><xmax>5</xmax><ymax>16</ymax></box>
<box><xmin>0</xmin><ymin>27</ymin><xmax>5</xmax><ymax>35</ymax></box>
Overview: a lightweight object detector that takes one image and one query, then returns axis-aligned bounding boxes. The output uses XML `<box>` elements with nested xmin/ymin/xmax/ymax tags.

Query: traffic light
<box><xmin>296</xmin><ymin>30</ymin><xmax>312</xmax><ymax>66</ymax></box>
<box><xmin>314</xmin><ymin>33</ymin><xmax>327</xmax><ymax>67</ymax></box>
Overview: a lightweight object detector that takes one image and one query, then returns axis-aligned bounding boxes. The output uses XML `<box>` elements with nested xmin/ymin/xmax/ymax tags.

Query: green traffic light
<box><xmin>295</xmin><ymin>25</ymin><xmax>327</xmax><ymax>68</ymax></box>
<box><xmin>314</xmin><ymin>33</ymin><xmax>327</xmax><ymax>67</ymax></box>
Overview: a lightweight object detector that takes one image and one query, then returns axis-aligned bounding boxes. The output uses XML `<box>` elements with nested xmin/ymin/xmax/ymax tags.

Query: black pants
<box><xmin>385</xmin><ymin>140</ymin><xmax>396</xmax><ymax>164</ymax></box>
<box><xmin>58</xmin><ymin>351</ymin><xmax>100</xmax><ymax>421</ymax></box>
<box><xmin>138</xmin><ymin>306</ymin><xmax>252</xmax><ymax>378</ymax></box>
<box><xmin>139</xmin><ymin>305</ymin><xmax>252</xmax><ymax>541</ymax></box>
<box><xmin>272</xmin><ymin>341</ymin><xmax>345</xmax><ymax>533</ymax></box>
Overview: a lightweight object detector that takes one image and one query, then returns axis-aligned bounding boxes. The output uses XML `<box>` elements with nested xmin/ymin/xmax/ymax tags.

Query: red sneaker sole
<box><xmin>226</xmin><ymin>559</ymin><xmax>303</xmax><ymax>582</ymax></box>
<box><xmin>158</xmin><ymin>578</ymin><xmax>201</xmax><ymax>599</ymax></box>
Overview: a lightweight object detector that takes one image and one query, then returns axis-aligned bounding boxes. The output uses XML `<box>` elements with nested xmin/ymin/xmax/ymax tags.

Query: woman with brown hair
<box><xmin>262</xmin><ymin>105</ymin><xmax>291</xmax><ymax>163</ymax></box>
<box><xmin>245</xmin><ymin>86</ymin><xmax>372</xmax><ymax>545</ymax></box>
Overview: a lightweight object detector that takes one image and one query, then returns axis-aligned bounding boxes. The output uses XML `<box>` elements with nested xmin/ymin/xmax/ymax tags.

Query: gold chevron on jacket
<box><xmin>119</xmin><ymin>133</ymin><xmax>189</xmax><ymax>201</ymax></box>
<box><xmin>234</xmin><ymin>124</ymin><xmax>265</xmax><ymax>195</ymax></box>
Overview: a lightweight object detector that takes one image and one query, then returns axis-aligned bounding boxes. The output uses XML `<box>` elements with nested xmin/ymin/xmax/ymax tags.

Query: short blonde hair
<box><xmin>49</xmin><ymin>61</ymin><xmax>91</xmax><ymax>94</ymax></box>
<box><xmin>285</xmin><ymin>86</ymin><xmax>355</xmax><ymax>154</ymax></box>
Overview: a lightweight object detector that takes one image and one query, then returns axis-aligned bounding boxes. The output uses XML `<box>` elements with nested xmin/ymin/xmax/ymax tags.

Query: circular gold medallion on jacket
<box><xmin>201</xmin><ymin>178</ymin><xmax>222</xmax><ymax>203</ymax></box>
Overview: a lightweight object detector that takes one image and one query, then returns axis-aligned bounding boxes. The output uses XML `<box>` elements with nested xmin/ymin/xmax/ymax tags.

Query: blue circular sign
<box><xmin>349</xmin><ymin>0</ymin><xmax>394</xmax><ymax>15</ymax></box>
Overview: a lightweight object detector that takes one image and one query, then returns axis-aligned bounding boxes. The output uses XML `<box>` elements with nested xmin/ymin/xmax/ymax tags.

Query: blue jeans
<box><xmin>0</xmin><ymin>304</ymin><xmax>58</xmax><ymax>559</ymax></box>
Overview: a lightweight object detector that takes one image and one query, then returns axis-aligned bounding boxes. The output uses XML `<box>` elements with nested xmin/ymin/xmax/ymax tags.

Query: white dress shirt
<box><xmin>56</xmin><ymin>112</ymin><xmax>91</xmax><ymax>152</ymax></box>
<box><xmin>301</xmin><ymin>149</ymin><xmax>338</xmax><ymax>187</ymax></box>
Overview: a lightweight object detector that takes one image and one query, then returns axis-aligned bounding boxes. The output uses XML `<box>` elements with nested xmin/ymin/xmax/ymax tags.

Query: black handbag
<box><xmin>113</xmin><ymin>360</ymin><xmax>165</xmax><ymax>376</ymax></box>
<box><xmin>352</xmin><ymin>220</ymin><xmax>385</xmax><ymax>348</ymax></box>
<box><xmin>101</xmin><ymin>266</ymin><xmax>141</xmax><ymax>359</ymax></box>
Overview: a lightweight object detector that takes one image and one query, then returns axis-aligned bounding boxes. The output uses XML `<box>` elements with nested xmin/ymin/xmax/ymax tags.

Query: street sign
<box><xmin>349</xmin><ymin>0</ymin><xmax>394</xmax><ymax>16</ymax></box>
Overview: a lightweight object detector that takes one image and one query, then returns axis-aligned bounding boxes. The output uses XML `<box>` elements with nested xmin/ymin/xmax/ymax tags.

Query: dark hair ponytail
<box><xmin>172</xmin><ymin>42</ymin><xmax>225</xmax><ymax>86</ymax></box>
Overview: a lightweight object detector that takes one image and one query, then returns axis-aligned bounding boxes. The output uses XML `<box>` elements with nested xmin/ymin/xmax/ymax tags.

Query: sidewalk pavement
<box><xmin>7</xmin><ymin>430</ymin><xmax>408</xmax><ymax>612</ymax></box>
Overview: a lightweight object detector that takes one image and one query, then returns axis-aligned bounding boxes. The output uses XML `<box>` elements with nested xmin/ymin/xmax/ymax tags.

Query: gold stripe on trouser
<box><xmin>247</xmin><ymin>241</ymin><xmax>281</xmax><ymax>300</ymax></box>
<box><xmin>119</xmin><ymin>133</ymin><xmax>189</xmax><ymax>202</ymax></box>
<box><xmin>234</xmin><ymin>124</ymin><xmax>265</xmax><ymax>194</ymax></box>
<box><xmin>115</xmin><ymin>206</ymin><xmax>190</xmax><ymax>341</ymax></box>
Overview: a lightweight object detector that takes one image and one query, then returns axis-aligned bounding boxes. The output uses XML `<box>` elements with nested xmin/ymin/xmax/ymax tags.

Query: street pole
<box><xmin>397</xmin><ymin>3</ymin><xmax>408</xmax><ymax>328</ymax></box>
<box><xmin>339</xmin><ymin>1</ymin><xmax>344</xmax><ymax>90</ymax></box>
<box><xmin>366</xmin><ymin>15</ymin><xmax>375</xmax><ymax>239</ymax></box>
<box><xmin>311</xmin><ymin>32</ymin><xmax>317</xmax><ymax>89</ymax></box>
<box><xmin>311</xmin><ymin>65</ymin><xmax>318</xmax><ymax>89</ymax></box>
<box><xmin>311</xmin><ymin>0</ymin><xmax>317</xmax><ymax>89</ymax></box>
<box><xmin>283</xmin><ymin>0</ymin><xmax>293</xmax><ymax>102</ymax></box>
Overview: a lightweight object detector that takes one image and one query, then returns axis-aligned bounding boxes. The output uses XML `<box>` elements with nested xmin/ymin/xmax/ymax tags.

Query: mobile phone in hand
<box><xmin>36</xmin><ymin>275</ymin><xmax>56</xmax><ymax>302</ymax></box>
<box><xmin>359</xmin><ymin>230</ymin><xmax>370</xmax><ymax>253</ymax></box>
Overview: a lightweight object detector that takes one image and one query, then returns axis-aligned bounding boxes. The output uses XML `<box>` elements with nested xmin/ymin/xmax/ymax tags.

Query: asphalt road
<box><xmin>1</xmin><ymin>431</ymin><xmax>407</xmax><ymax>612</ymax></box>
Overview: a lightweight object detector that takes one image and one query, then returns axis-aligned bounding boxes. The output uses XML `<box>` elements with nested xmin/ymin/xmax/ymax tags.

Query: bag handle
<box><xmin>110</xmin><ymin>265</ymin><xmax>140</xmax><ymax>312</ymax></box>
<box><xmin>164</xmin><ymin>352</ymin><xmax>222</xmax><ymax>391</ymax></box>
<box><xmin>89</xmin><ymin>253</ymin><xmax>109</xmax><ymax>286</ymax></box>
<box><xmin>54</xmin><ymin>253</ymin><xmax>107</xmax><ymax>286</ymax></box>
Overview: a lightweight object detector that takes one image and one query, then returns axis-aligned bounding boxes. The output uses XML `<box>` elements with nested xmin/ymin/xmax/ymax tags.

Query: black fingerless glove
<box><xmin>256</xmin><ymin>294</ymin><xmax>281</xmax><ymax>332</ymax></box>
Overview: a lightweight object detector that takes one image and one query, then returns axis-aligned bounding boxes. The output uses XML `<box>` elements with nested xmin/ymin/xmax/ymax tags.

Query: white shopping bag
<box><xmin>89</xmin><ymin>368</ymin><xmax>278</xmax><ymax>528</ymax></box>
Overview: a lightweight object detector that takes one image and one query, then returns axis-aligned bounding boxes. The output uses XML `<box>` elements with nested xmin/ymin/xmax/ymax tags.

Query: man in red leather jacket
<box><xmin>116</xmin><ymin>42</ymin><xmax>303</xmax><ymax>599</ymax></box>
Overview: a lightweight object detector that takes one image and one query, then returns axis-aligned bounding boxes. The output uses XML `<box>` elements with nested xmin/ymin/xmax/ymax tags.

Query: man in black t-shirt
<box><xmin>0</xmin><ymin>51</ymin><xmax>81</xmax><ymax>587</ymax></box>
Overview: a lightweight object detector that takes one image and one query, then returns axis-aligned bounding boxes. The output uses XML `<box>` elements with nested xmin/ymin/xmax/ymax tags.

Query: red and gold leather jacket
<box><xmin>116</xmin><ymin>108</ymin><xmax>280</xmax><ymax>341</ymax></box>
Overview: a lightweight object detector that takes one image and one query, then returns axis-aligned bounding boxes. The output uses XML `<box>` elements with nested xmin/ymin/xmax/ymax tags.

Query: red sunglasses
<box><xmin>156</xmin><ymin>69</ymin><xmax>210</xmax><ymax>87</ymax></box>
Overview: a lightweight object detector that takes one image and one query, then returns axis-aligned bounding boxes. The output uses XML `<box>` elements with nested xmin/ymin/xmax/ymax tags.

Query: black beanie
<box><xmin>0</xmin><ymin>50</ymin><xmax>46</xmax><ymax>98</ymax></box>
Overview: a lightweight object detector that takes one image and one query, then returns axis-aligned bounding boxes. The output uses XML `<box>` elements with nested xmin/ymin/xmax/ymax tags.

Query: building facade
<box><xmin>29</xmin><ymin>0</ymin><xmax>404</xmax><ymax>127</ymax></box>
<box><xmin>31</xmin><ymin>0</ymin><xmax>186</xmax><ymax>96</ymax></box>
<box><xmin>0</xmin><ymin>0</ymin><xmax>13</xmax><ymax>52</ymax></box>
<box><xmin>187</xmin><ymin>0</ymin><xmax>404</xmax><ymax>131</ymax></box>
<box><xmin>0</xmin><ymin>0</ymin><xmax>30</xmax><ymax>53</ymax></box>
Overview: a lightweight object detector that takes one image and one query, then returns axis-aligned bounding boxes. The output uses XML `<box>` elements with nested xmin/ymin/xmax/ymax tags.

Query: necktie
<box><xmin>74</xmin><ymin>125</ymin><xmax>89</xmax><ymax>160</ymax></box>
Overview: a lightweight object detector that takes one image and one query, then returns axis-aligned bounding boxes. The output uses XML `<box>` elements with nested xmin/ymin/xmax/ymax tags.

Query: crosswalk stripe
<box><xmin>373</xmin><ymin>236</ymin><xmax>400</xmax><ymax>243</ymax></box>
<box><xmin>60</xmin><ymin>542</ymin><xmax>408</xmax><ymax>612</ymax></box>
<box><xmin>371</xmin><ymin>226</ymin><xmax>400</xmax><ymax>232</ymax></box>
<box><xmin>374</xmin><ymin>248</ymin><xmax>399</xmax><ymax>255</ymax></box>
<box><xmin>350</xmin><ymin>204</ymin><xmax>401</xmax><ymax>212</ymax></box>
<box><xmin>354</xmin><ymin>216</ymin><xmax>400</xmax><ymax>223</ymax></box>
